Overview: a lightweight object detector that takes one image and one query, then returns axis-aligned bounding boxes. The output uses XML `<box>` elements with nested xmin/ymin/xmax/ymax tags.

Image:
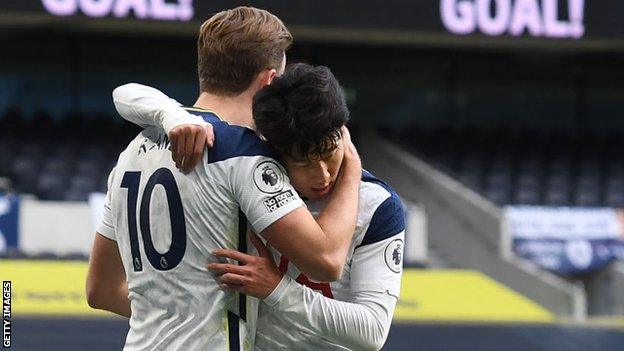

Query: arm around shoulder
<box><xmin>260</xmin><ymin>131</ymin><xmax>362</xmax><ymax>281</ymax></box>
<box><xmin>112</xmin><ymin>83</ymin><xmax>207</xmax><ymax>133</ymax></box>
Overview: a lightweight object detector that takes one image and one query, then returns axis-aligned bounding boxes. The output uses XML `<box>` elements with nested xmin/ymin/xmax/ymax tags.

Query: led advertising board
<box><xmin>2</xmin><ymin>1</ymin><xmax>623</xmax><ymax>46</ymax></box>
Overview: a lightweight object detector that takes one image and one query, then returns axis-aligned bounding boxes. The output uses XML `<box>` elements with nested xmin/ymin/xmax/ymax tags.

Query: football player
<box><xmin>112</xmin><ymin>64</ymin><xmax>404</xmax><ymax>350</ymax></box>
<box><xmin>86</xmin><ymin>8</ymin><xmax>361</xmax><ymax>350</ymax></box>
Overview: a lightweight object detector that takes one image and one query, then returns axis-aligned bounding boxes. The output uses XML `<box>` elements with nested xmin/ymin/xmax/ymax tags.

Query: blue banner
<box><xmin>0</xmin><ymin>194</ymin><xmax>20</xmax><ymax>253</ymax></box>
<box><xmin>505</xmin><ymin>206</ymin><xmax>624</xmax><ymax>275</ymax></box>
<box><xmin>513</xmin><ymin>238</ymin><xmax>624</xmax><ymax>275</ymax></box>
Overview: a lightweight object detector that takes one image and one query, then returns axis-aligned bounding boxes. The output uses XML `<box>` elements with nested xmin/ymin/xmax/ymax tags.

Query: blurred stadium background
<box><xmin>2</xmin><ymin>1</ymin><xmax>624</xmax><ymax>350</ymax></box>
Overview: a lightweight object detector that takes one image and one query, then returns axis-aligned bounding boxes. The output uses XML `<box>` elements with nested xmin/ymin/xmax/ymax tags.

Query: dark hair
<box><xmin>197</xmin><ymin>6</ymin><xmax>292</xmax><ymax>96</ymax></box>
<box><xmin>253</xmin><ymin>63</ymin><xmax>350</xmax><ymax>159</ymax></box>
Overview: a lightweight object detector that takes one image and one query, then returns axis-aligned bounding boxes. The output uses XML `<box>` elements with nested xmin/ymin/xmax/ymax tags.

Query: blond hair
<box><xmin>197</xmin><ymin>6</ymin><xmax>293</xmax><ymax>95</ymax></box>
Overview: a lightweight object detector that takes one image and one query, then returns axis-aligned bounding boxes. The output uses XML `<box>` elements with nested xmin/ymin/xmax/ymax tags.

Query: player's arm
<box><xmin>223</xmin><ymin>130</ymin><xmax>361</xmax><ymax>282</ymax></box>
<box><xmin>218</xmin><ymin>193</ymin><xmax>405</xmax><ymax>349</ymax></box>
<box><xmin>269</xmin><ymin>230</ymin><xmax>405</xmax><ymax>350</ymax></box>
<box><xmin>269</xmin><ymin>193</ymin><xmax>406</xmax><ymax>349</ymax></box>
<box><xmin>211</xmin><ymin>231</ymin><xmax>404</xmax><ymax>350</ymax></box>
<box><xmin>112</xmin><ymin>83</ymin><xmax>213</xmax><ymax>172</ymax></box>
<box><xmin>263</xmin><ymin>130</ymin><xmax>360</xmax><ymax>281</ymax></box>
<box><xmin>85</xmin><ymin>166</ymin><xmax>131</xmax><ymax>318</ymax></box>
<box><xmin>111</xmin><ymin>86</ymin><xmax>361</xmax><ymax>280</ymax></box>
<box><xmin>86</xmin><ymin>233</ymin><xmax>131</xmax><ymax>318</ymax></box>
<box><xmin>266</xmin><ymin>281</ymin><xmax>395</xmax><ymax>351</ymax></box>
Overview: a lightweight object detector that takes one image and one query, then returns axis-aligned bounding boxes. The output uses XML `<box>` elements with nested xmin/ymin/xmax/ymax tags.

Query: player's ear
<box><xmin>252</xmin><ymin>69</ymin><xmax>277</xmax><ymax>92</ymax></box>
<box><xmin>265</xmin><ymin>68</ymin><xmax>278</xmax><ymax>86</ymax></box>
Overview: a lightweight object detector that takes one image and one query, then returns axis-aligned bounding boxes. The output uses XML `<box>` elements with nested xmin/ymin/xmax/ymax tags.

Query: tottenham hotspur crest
<box><xmin>384</xmin><ymin>239</ymin><xmax>404</xmax><ymax>273</ymax></box>
<box><xmin>253</xmin><ymin>161</ymin><xmax>284</xmax><ymax>194</ymax></box>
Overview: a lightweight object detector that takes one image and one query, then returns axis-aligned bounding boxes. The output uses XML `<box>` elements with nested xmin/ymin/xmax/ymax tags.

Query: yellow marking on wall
<box><xmin>1</xmin><ymin>260</ymin><xmax>112</xmax><ymax>316</ymax></box>
<box><xmin>1</xmin><ymin>261</ymin><xmax>553</xmax><ymax>321</ymax></box>
<box><xmin>394</xmin><ymin>269</ymin><xmax>554</xmax><ymax>322</ymax></box>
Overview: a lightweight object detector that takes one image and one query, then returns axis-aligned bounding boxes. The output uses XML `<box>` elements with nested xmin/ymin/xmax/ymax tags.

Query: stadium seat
<box><xmin>0</xmin><ymin>142</ymin><xmax>12</xmax><ymax>176</ymax></box>
<box><xmin>548</xmin><ymin>158</ymin><xmax>572</xmax><ymax>177</ymax></box>
<box><xmin>578</xmin><ymin>159</ymin><xmax>602</xmax><ymax>178</ymax></box>
<box><xmin>62</xmin><ymin>172</ymin><xmax>101</xmax><ymax>201</ymax></box>
<box><xmin>575</xmin><ymin>190</ymin><xmax>602</xmax><ymax>207</ymax></box>
<box><xmin>75</xmin><ymin>159</ymin><xmax>103</xmax><ymax>180</ymax></box>
<box><xmin>11</xmin><ymin>157</ymin><xmax>40</xmax><ymax>193</ymax></box>
<box><xmin>545</xmin><ymin>189</ymin><xmax>571</xmax><ymax>206</ymax></box>
<box><xmin>409</xmin><ymin>127</ymin><xmax>619</xmax><ymax>208</ymax></box>
<box><xmin>5</xmin><ymin>111</ymin><xmax>624</xmax><ymax>209</ymax></box>
<box><xmin>606</xmin><ymin>176</ymin><xmax>624</xmax><ymax>196</ymax></box>
<box><xmin>546</xmin><ymin>174</ymin><xmax>571</xmax><ymax>191</ymax></box>
<box><xmin>50</xmin><ymin>143</ymin><xmax>78</xmax><ymax>163</ymax></box>
<box><xmin>458</xmin><ymin>172</ymin><xmax>482</xmax><ymax>191</ymax></box>
<box><xmin>605</xmin><ymin>192</ymin><xmax>624</xmax><ymax>208</ymax></box>
<box><xmin>515</xmin><ymin>188</ymin><xmax>541</xmax><ymax>205</ymax></box>
<box><xmin>608</xmin><ymin>162</ymin><xmax>624</xmax><ymax>176</ymax></box>
<box><xmin>516</xmin><ymin>173</ymin><xmax>541</xmax><ymax>190</ymax></box>
<box><xmin>485</xmin><ymin>173</ymin><xmax>512</xmax><ymax>194</ymax></box>
<box><xmin>485</xmin><ymin>188</ymin><xmax>511</xmax><ymax>205</ymax></box>
<box><xmin>37</xmin><ymin>172</ymin><xmax>67</xmax><ymax>201</ymax></box>
<box><xmin>43</xmin><ymin>158</ymin><xmax>73</xmax><ymax>178</ymax></box>
<box><xmin>517</xmin><ymin>158</ymin><xmax>542</xmax><ymax>176</ymax></box>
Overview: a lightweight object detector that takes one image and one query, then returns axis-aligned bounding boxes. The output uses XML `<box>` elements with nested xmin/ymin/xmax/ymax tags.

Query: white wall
<box><xmin>16</xmin><ymin>195</ymin><xmax>429</xmax><ymax>265</ymax></box>
<box><xmin>405</xmin><ymin>201</ymin><xmax>428</xmax><ymax>264</ymax></box>
<box><xmin>19</xmin><ymin>199</ymin><xmax>96</xmax><ymax>256</ymax></box>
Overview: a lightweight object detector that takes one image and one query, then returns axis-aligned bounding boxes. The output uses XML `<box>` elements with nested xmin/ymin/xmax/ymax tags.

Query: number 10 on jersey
<box><xmin>121</xmin><ymin>168</ymin><xmax>187</xmax><ymax>272</ymax></box>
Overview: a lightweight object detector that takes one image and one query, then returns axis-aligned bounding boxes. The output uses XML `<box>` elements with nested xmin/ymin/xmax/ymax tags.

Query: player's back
<box><xmin>102</xmin><ymin>110</ymin><xmax>299</xmax><ymax>350</ymax></box>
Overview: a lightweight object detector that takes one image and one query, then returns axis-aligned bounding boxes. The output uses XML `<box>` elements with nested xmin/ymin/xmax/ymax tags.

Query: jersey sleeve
<box><xmin>112</xmin><ymin>83</ymin><xmax>207</xmax><ymax>133</ymax></box>
<box><xmin>96</xmin><ymin>166</ymin><xmax>117</xmax><ymax>240</ymax></box>
<box><xmin>351</xmin><ymin>232</ymin><xmax>405</xmax><ymax>298</ymax></box>
<box><xmin>228</xmin><ymin>156</ymin><xmax>304</xmax><ymax>234</ymax></box>
<box><xmin>351</xmin><ymin>193</ymin><xmax>406</xmax><ymax>297</ymax></box>
<box><xmin>263</xmin><ymin>276</ymin><xmax>396</xmax><ymax>350</ymax></box>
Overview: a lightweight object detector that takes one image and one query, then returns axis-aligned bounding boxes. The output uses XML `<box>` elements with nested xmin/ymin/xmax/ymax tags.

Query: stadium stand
<box><xmin>3</xmin><ymin>3</ymin><xmax>624</xmax><ymax>349</ymax></box>
<box><xmin>0</xmin><ymin>111</ymin><xmax>139</xmax><ymax>200</ymax></box>
<box><xmin>362</xmin><ymin>129</ymin><xmax>624</xmax><ymax>319</ymax></box>
<box><xmin>389</xmin><ymin>126</ymin><xmax>624</xmax><ymax>208</ymax></box>
<box><xmin>9</xmin><ymin>108</ymin><xmax>623</xmax><ymax>210</ymax></box>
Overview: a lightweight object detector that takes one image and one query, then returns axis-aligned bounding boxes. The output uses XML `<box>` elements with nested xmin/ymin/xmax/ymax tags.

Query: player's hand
<box><xmin>208</xmin><ymin>232</ymin><xmax>282</xmax><ymax>299</ymax></box>
<box><xmin>169</xmin><ymin>123</ymin><xmax>215</xmax><ymax>174</ymax></box>
<box><xmin>338</xmin><ymin>126</ymin><xmax>362</xmax><ymax>179</ymax></box>
<box><xmin>340</xmin><ymin>126</ymin><xmax>361</xmax><ymax>168</ymax></box>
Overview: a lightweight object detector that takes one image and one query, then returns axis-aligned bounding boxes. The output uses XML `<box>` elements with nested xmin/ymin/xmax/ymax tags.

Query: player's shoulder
<box><xmin>184</xmin><ymin>108</ymin><xmax>277</xmax><ymax>164</ymax></box>
<box><xmin>355</xmin><ymin>170</ymin><xmax>406</xmax><ymax>247</ymax></box>
<box><xmin>112</xmin><ymin>127</ymin><xmax>159</xmax><ymax>165</ymax></box>
<box><xmin>358</xmin><ymin>170</ymin><xmax>402</xmax><ymax>215</ymax></box>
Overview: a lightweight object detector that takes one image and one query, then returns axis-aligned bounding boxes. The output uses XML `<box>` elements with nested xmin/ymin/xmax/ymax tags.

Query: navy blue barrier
<box><xmin>0</xmin><ymin>194</ymin><xmax>19</xmax><ymax>253</ymax></box>
<box><xmin>11</xmin><ymin>318</ymin><xmax>624</xmax><ymax>351</ymax></box>
<box><xmin>386</xmin><ymin>323</ymin><xmax>624</xmax><ymax>351</ymax></box>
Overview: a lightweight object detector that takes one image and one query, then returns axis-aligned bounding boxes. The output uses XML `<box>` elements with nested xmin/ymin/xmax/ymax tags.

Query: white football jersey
<box><xmin>255</xmin><ymin>171</ymin><xmax>405</xmax><ymax>350</ymax></box>
<box><xmin>97</xmin><ymin>109</ymin><xmax>304</xmax><ymax>351</ymax></box>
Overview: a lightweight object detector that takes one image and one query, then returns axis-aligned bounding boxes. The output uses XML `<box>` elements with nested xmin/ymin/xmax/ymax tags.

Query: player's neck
<box><xmin>194</xmin><ymin>91</ymin><xmax>254</xmax><ymax>128</ymax></box>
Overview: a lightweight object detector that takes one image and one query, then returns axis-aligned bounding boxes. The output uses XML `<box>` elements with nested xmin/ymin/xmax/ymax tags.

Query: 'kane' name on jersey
<box><xmin>98</xmin><ymin>110</ymin><xmax>304</xmax><ymax>351</ymax></box>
